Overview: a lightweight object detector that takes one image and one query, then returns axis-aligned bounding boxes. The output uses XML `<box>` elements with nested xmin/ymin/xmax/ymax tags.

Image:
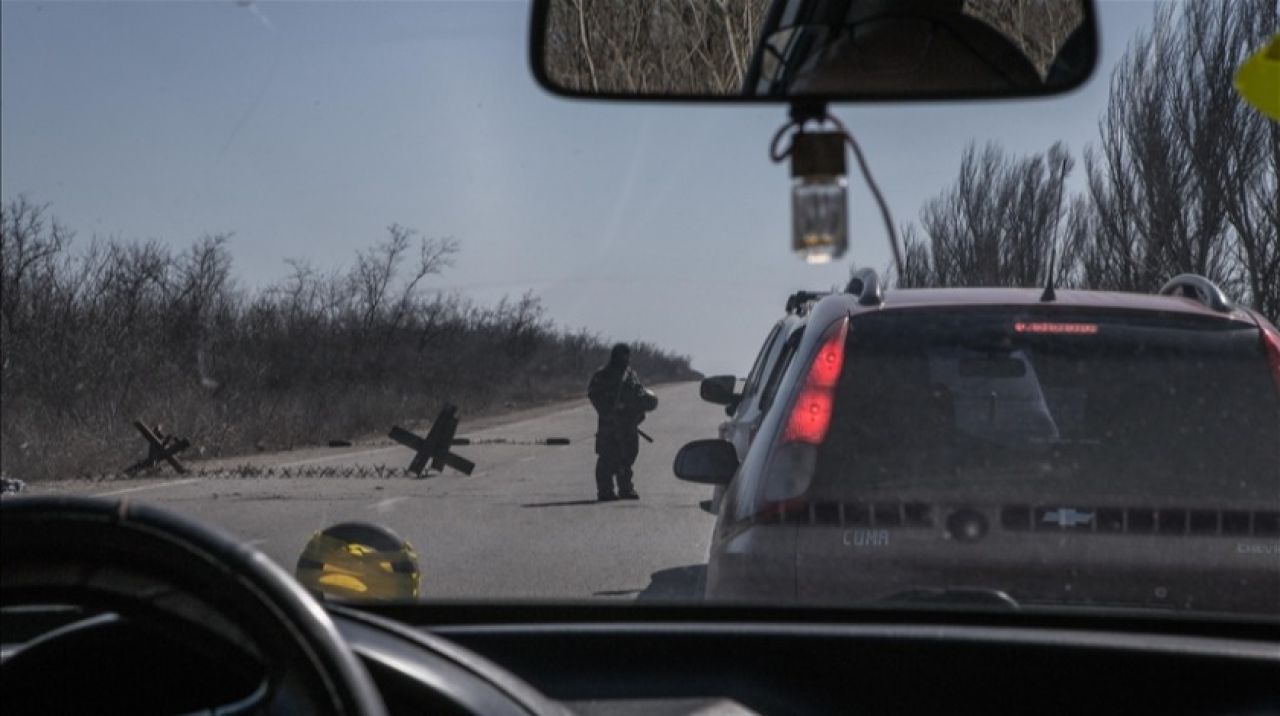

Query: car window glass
<box><xmin>759</xmin><ymin>329</ymin><xmax>804</xmax><ymax>415</ymax></box>
<box><xmin>742</xmin><ymin>324</ymin><xmax>784</xmax><ymax>402</ymax></box>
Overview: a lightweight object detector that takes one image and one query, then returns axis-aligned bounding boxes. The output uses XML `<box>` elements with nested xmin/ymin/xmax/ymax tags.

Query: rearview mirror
<box><xmin>674</xmin><ymin>439</ymin><xmax>739</xmax><ymax>486</ymax></box>
<box><xmin>530</xmin><ymin>0</ymin><xmax>1097</xmax><ymax>101</ymax></box>
<box><xmin>699</xmin><ymin>375</ymin><xmax>738</xmax><ymax>405</ymax></box>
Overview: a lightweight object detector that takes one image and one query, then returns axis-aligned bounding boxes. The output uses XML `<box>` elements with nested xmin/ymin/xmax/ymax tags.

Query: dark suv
<box><xmin>676</xmin><ymin>272</ymin><xmax>1280</xmax><ymax>614</ymax></box>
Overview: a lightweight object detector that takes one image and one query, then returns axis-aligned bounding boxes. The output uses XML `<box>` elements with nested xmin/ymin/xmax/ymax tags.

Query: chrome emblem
<box><xmin>1042</xmin><ymin>508</ymin><xmax>1094</xmax><ymax>528</ymax></box>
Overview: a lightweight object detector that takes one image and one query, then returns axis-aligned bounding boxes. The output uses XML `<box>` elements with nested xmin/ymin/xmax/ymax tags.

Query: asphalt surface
<box><xmin>28</xmin><ymin>382</ymin><xmax>723</xmax><ymax>602</ymax></box>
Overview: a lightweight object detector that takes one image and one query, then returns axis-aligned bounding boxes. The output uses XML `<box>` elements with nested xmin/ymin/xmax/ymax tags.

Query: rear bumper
<box><xmin>708</xmin><ymin>523</ymin><xmax>1280</xmax><ymax>615</ymax></box>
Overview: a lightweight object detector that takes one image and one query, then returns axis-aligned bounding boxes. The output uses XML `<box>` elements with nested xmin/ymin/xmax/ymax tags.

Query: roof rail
<box><xmin>1158</xmin><ymin>274</ymin><xmax>1233</xmax><ymax>313</ymax></box>
<box><xmin>845</xmin><ymin>268</ymin><xmax>883</xmax><ymax>306</ymax></box>
<box><xmin>785</xmin><ymin>290</ymin><xmax>829</xmax><ymax>315</ymax></box>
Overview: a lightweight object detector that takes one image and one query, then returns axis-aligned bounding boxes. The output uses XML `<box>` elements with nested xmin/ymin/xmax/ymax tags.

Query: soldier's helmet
<box><xmin>610</xmin><ymin>343</ymin><xmax>631</xmax><ymax>367</ymax></box>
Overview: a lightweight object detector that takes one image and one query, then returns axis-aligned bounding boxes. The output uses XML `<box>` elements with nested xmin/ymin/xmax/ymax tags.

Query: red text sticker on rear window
<box><xmin>1014</xmin><ymin>322</ymin><xmax>1099</xmax><ymax>335</ymax></box>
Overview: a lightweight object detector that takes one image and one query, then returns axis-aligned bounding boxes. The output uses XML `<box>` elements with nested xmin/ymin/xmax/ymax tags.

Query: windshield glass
<box><xmin>2</xmin><ymin>0</ymin><xmax>1276</xmax><ymax>619</ymax></box>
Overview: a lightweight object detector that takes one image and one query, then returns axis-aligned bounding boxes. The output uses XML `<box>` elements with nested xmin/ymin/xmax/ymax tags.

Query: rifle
<box><xmin>611</xmin><ymin>368</ymin><xmax>654</xmax><ymax>443</ymax></box>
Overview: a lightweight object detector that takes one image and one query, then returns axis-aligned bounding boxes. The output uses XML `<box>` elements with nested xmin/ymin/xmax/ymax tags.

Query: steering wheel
<box><xmin>1</xmin><ymin>496</ymin><xmax>387</xmax><ymax>715</ymax></box>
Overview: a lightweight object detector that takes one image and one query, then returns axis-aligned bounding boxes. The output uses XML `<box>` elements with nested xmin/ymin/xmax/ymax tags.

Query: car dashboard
<box><xmin>341</xmin><ymin>604</ymin><xmax>1279</xmax><ymax>716</ymax></box>
<box><xmin>3</xmin><ymin>600</ymin><xmax>1277</xmax><ymax>715</ymax></box>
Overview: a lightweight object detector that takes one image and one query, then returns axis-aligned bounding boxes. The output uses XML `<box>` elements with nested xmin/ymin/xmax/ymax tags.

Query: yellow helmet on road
<box><xmin>295</xmin><ymin>522</ymin><xmax>420</xmax><ymax>601</ymax></box>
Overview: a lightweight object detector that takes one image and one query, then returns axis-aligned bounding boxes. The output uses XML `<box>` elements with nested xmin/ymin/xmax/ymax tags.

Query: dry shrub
<box><xmin>1</xmin><ymin>200</ymin><xmax>698</xmax><ymax>480</ymax></box>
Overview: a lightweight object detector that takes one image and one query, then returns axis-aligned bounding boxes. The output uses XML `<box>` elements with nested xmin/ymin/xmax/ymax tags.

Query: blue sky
<box><xmin>1</xmin><ymin>0</ymin><xmax>1165</xmax><ymax>375</ymax></box>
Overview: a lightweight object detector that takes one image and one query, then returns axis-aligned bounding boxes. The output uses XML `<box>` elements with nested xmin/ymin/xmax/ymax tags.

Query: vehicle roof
<box><xmin>860</xmin><ymin>287</ymin><xmax>1257</xmax><ymax>323</ymax></box>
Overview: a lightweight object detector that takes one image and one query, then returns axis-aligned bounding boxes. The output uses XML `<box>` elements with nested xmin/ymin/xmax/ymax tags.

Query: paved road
<box><xmin>31</xmin><ymin>382</ymin><xmax>723</xmax><ymax>602</ymax></box>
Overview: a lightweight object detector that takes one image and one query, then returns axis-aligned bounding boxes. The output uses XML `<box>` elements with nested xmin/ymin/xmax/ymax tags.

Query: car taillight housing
<box><xmin>1262</xmin><ymin>323</ymin><xmax>1280</xmax><ymax>393</ymax></box>
<box><xmin>782</xmin><ymin>318</ymin><xmax>849</xmax><ymax>445</ymax></box>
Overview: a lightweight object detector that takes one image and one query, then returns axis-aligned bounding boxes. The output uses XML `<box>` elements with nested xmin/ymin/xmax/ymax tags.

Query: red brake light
<box><xmin>1014</xmin><ymin>322</ymin><xmax>1099</xmax><ymax>335</ymax></box>
<box><xmin>783</xmin><ymin>319</ymin><xmax>848</xmax><ymax>445</ymax></box>
<box><xmin>1262</xmin><ymin>324</ymin><xmax>1280</xmax><ymax>392</ymax></box>
<box><xmin>784</xmin><ymin>388</ymin><xmax>834</xmax><ymax>444</ymax></box>
<box><xmin>809</xmin><ymin>334</ymin><xmax>845</xmax><ymax>388</ymax></box>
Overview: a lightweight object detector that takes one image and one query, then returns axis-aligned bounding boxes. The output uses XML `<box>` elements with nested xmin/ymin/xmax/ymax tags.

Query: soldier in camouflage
<box><xmin>588</xmin><ymin>343</ymin><xmax>650</xmax><ymax>501</ymax></box>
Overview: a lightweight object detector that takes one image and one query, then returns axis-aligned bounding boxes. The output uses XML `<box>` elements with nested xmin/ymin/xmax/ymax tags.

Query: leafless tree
<box><xmin>0</xmin><ymin>202</ymin><xmax>697</xmax><ymax>480</ymax></box>
<box><xmin>902</xmin><ymin>0</ymin><xmax>1278</xmax><ymax>322</ymax></box>
<box><xmin>1</xmin><ymin>197</ymin><xmax>72</xmax><ymax>335</ymax></box>
<box><xmin>1079</xmin><ymin>5</ymin><xmax>1227</xmax><ymax>293</ymax></box>
<box><xmin>1079</xmin><ymin>0</ymin><xmax>1276</xmax><ymax>317</ymax></box>
<box><xmin>897</xmin><ymin>141</ymin><xmax>1074</xmax><ymax>289</ymax></box>
<box><xmin>347</xmin><ymin>224</ymin><xmax>457</xmax><ymax>336</ymax></box>
<box><xmin>1184</xmin><ymin>0</ymin><xmax>1279</xmax><ymax>319</ymax></box>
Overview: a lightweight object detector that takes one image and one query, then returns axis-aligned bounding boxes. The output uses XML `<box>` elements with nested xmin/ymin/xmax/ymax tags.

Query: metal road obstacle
<box><xmin>389</xmin><ymin>404</ymin><xmax>476</xmax><ymax>476</ymax></box>
<box><xmin>123</xmin><ymin>421</ymin><xmax>190</xmax><ymax>475</ymax></box>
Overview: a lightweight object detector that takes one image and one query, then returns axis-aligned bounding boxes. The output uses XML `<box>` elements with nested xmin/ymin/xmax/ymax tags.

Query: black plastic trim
<box><xmin>332</xmin><ymin>607</ymin><xmax>565</xmax><ymax>716</ymax></box>
<box><xmin>348</xmin><ymin>602</ymin><xmax>1280</xmax><ymax>645</ymax></box>
<box><xmin>430</xmin><ymin>621</ymin><xmax>1280</xmax><ymax>662</ymax></box>
<box><xmin>846</xmin><ymin>267</ymin><xmax>883</xmax><ymax>306</ymax></box>
<box><xmin>1159</xmin><ymin>273</ymin><xmax>1234</xmax><ymax>313</ymax></box>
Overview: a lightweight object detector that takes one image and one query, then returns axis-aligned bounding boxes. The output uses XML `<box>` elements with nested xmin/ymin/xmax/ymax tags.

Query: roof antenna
<box><xmin>1041</xmin><ymin>154</ymin><xmax>1069</xmax><ymax>304</ymax></box>
<box><xmin>1040</xmin><ymin>245</ymin><xmax>1057</xmax><ymax>303</ymax></box>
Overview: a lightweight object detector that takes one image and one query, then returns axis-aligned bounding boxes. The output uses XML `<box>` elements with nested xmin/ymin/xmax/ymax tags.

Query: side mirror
<box><xmin>673</xmin><ymin>439</ymin><xmax>739</xmax><ymax>486</ymax></box>
<box><xmin>699</xmin><ymin>375</ymin><xmax>737</xmax><ymax>406</ymax></box>
<box><xmin>724</xmin><ymin>397</ymin><xmax>741</xmax><ymax>417</ymax></box>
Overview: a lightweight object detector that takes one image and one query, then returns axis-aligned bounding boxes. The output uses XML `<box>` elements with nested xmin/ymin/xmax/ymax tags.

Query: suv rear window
<box><xmin>814</xmin><ymin>310</ymin><xmax>1280</xmax><ymax>503</ymax></box>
